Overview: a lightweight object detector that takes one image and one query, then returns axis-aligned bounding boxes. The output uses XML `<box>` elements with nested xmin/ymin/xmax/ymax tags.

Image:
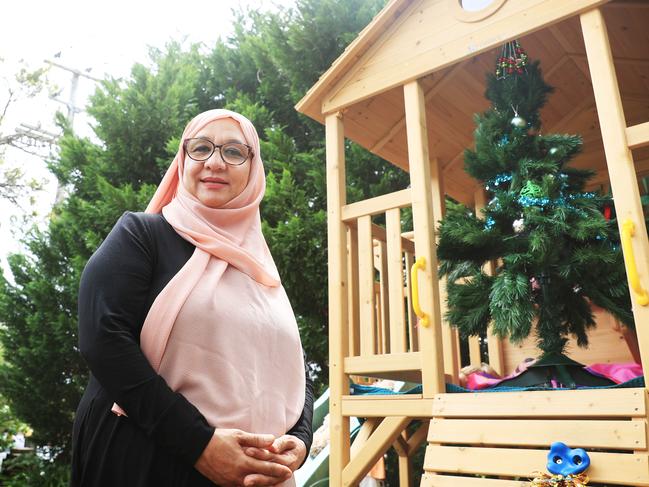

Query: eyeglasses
<box><xmin>183</xmin><ymin>138</ymin><xmax>253</xmax><ymax>166</ymax></box>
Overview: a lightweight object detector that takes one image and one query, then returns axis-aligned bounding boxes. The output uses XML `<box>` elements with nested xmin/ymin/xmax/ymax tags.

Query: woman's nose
<box><xmin>204</xmin><ymin>150</ymin><xmax>226</xmax><ymax>170</ymax></box>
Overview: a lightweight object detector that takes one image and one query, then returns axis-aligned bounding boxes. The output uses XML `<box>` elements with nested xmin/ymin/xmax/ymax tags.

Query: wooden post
<box><xmin>347</xmin><ymin>226</ymin><xmax>361</xmax><ymax>357</ymax></box>
<box><xmin>404</xmin><ymin>79</ymin><xmax>445</xmax><ymax>397</ymax></box>
<box><xmin>430</xmin><ymin>156</ymin><xmax>459</xmax><ymax>383</ymax></box>
<box><xmin>474</xmin><ymin>188</ymin><xmax>505</xmax><ymax>376</ymax></box>
<box><xmin>326</xmin><ymin>112</ymin><xmax>350</xmax><ymax>487</ymax></box>
<box><xmin>580</xmin><ymin>8</ymin><xmax>649</xmax><ymax>379</ymax></box>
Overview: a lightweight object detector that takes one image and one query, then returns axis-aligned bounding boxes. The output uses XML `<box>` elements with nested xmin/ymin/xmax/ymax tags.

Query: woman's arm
<box><xmin>78</xmin><ymin>212</ymin><xmax>214</xmax><ymax>465</ymax></box>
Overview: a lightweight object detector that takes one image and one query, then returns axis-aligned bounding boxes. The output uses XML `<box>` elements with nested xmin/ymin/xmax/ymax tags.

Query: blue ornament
<box><xmin>484</xmin><ymin>217</ymin><xmax>495</xmax><ymax>229</ymax></box>
<box><xmin>498</xmin><ymin>135</ymin><xmax>509</xmax><ymax>146</ymax></box>
<box><xmin>547</xmin><ymin>442</ymin><xmax>590</xmax><ymax>476</ymax></box>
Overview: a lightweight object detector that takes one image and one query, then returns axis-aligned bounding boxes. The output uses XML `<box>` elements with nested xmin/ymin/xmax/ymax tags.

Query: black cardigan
<box><xmin>71</xmin><ymin>211</ymin><xmax>313</xmax><ymax>487</ymax></box>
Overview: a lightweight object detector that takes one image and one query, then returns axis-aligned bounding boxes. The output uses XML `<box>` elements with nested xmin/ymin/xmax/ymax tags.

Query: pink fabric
<box><xmin>110</xmin><ymin>111</ymin><xmax>305</xmax><ymax>483</ymax></box>
<box><xmin>465</xmin><ymin>359</ymin><xmax>537</xmax><ymax>390</ymax></box>
<box><xmin>585</xmin><ymin>362</ymin><xmax>643</xmax><ymax>384</ymax></box>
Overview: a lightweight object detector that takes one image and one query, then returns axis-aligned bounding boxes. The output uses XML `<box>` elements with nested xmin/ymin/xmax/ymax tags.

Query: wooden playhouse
<box><xmin>296</xmin><ymin>0</ymin><xmax>649</xmax><ymax>485</ymax></box>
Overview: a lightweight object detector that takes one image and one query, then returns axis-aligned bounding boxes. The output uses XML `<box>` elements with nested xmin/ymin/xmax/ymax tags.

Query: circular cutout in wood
<box><xmin>451</xmin><ymin>0</ymin><xmax>508</xmax><ymax>22</ymax></box>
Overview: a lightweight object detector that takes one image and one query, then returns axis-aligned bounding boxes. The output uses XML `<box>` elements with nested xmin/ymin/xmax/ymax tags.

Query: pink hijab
<box><xmin>112</xmin><ymin>109</ymin><xmax>282</xmax><ymax>415</ymax></box>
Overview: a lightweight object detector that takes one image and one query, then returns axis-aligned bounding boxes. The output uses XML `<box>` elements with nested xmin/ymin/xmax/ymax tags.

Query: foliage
<box><xmin>0</xmin><ymin>60</ymin><xmax>50</xmax><ymax>207</ymax></box>
<box><xmin>0</xmin><ymin>0</ymin><xmax>408</xmax><ymax>472</ymax></box>
<box><xmin>0</xmin><ymin>452</ymin><xmax>69</xmax><ymax>487</ymax></box>
<box><xmin>437</xmin><ymin>61</ymin><xmax>632</xmax><ymax>356</ymax></box>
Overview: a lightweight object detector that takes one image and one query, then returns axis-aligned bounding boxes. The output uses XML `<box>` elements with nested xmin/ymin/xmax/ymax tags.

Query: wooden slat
<box><xmin>421</xmin><ymin>474</ymin><xmax>528</xmax><ymax>487</ymax></box>
<box><xmin>377</xmin><ymin>241</ymin><xmax>390</xmax><ymax>354</ymax></box>
<box><xmin>404</xmin><ymin>79</ymin><xmax>445</xmax><ymax>397</ymax></box>
<box><xmin>325</xmin><ymin>112</ymin><xmax>350</xmax><ymax>486</ymax></box>
<box><xmin>343</xmin><ymin>395</ymin><xmax>434</xmax><ymax>418</ymax></box>
<box><xmin>358</xmin><ymin>215</ymin><xmax>376</xmax><ymax>356</ymax></box>
<box><xmin>347</xmin><ymin>226</ymin><xmax>361</xmax><ymax>357</ymax></box>
<box><xmin>404</xmin><ymin>251</ymin><xmax>418</xmax><ymax>352</ymax></box>
<box><xmin>581</xmin><ymin>8</ymin><xmax>649</xmax><ymax>379</ymax></box>
<box><xmin>342</xmin><ymin>188</ymin><xmax>411</xmax><ymax>221</ymax></box>
<box><xmin>627</xmin><ymin>121</ymin><xmax>649</xmax><ymax>150</ymax></box>
<box><xmin>350</xmin><ymin>417</ymin><xmax>379</xmax><ymax>459</ymax></box>
<box><xmin>406</xmin><ymin>421</ymin><xmax>429</xmax><ymax>454</ymax></box>
<box><xmin>428</xmin><ymin>418</ymin><xmax>647</xmax><ymax>450</ymax></box>
<box><xmin>474</xmin><ymin>188</ymin><xmax>504</xmax><ymax>375</ymax></box>
<box><xmin>349</xmin><ymin>221</ymin><xmax>416</xmax><ymax>254</ymax></box>
<box><xmin>432</xmin><ymin>388</ymin><xmax>647</xmax><ymax>418</ymax></box>
<box><xmin>386</xmin><ymin>208</ymin><xmax>407</xmax><ymax>353</ymax></box>
<box><xmin>342</xmin><ymin>416</ymin><xmax>411</xmax><ymax>486</ymax></box>
<box><xmin>468</xmin><ymin>336</ymin><xmax>482</xmax><ymax>366</ymax></box>
<box><xmin>424</xmin><ymin>445</ymin><xmax>649</xmax><ymax>486</ymax></box>
<box><xmin>345</xmin><ymin>351</ymin><xmax>421</xmax><ymax>375</ymax></box>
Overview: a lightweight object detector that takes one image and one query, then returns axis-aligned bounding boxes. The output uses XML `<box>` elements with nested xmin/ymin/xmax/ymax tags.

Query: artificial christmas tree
<box><xmin>437</xmin><ymin>42</ymin><xmax>634</xmax><ymax>388</ymax></box>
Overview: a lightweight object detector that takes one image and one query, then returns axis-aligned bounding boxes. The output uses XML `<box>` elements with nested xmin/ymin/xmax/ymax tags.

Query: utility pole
<box><xmin>44</xmin><ymin>59</ymin><xmax>101</xmax><ymax>128</ymax></box>
<box><xmin>43</xmin><ymin>59</ymin><xmax>101</xmax><ymax>202</ymax></box>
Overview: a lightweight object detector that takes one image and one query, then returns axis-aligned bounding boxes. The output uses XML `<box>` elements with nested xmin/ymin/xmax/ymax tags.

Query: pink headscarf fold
<box><xmin>113</xmin><ymin>109</ymin><xmax>281</xmax><ymax>414</ymax></box>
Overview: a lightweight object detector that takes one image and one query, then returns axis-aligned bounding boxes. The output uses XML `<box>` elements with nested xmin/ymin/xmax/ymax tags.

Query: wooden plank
<box><xmin>398</xmin><ymin>454</ymin><xmax>412</xmax><ymax>487</ymax></box>
<box><xmin>468</xmin><ymin>336</ymin><xmax>482</xmax><ymax>367</ymax></box>
<box><xmin>581</xmin><ymin>8</ymin><xmax>649</xmax><ymax>379</ymax></box>
<box><xmin>404</xmin><ymin>252</ymin><xmax>418</xmax><ymax>352</ymax></box>
<box><xmin>428</xmin><ymin>418</ymin><xmax>647</xmax><ymax>450</ymax></box>
<box><xmin>358</xmin><ymin>215</ymin><xmax>376</xmax><ymax>356</ymax></box>
<box><xmin>347</xmin><ymin>226</ymin><xmax>361</xmax><ymax>357</ymax></box>
<box><xmin>406</xmin><ymin>421</ymin><xmax>429</xmax><ymax>454</ymax></box>
<box><xmin>421</xmin><ymin>474</ymin><xmax>528</xmax><ymax>487</ymax></box>
<box><xmin>432</xmin><ymin>388</ymin><xmax>647</xmax><ymax>418</ymax></box>
<box><xmin>345</xmin><ymin>351</ymin><xmax>422</xmax><ymax>375</ymax></box>
<box><xmin>474</xmin><ymin>188</ymin><xmax>504</xmax><ymax>376</ymax></box>
<box><xmin>342</xmin><ymin>416</ymin><xmax>411</xmax><ymax>486</ymax></box>
<box><xmin>404</xmin><ymin>79</ymin><xmax>445</xmax><ymax>397</ymax></box>
<box><xmin>430</xmin><ymin>156</ymin><xmax>458</xmax><ymax>383</ymax></box>
<box><xmin>377</xmin><ymin>241</ymin><xmax>390</xmax><ymax>354</ymax></box>
<box><xmin>323</xmin><ymin>0</ymin><xmax>610</xmax><ymax>114</ymax></box>
<box><xmin>386</xmin><ymin>208</ymin><xmax>407</xmax><ymax>353</ymax></box>
<box><xmin>628</xmin><ymin>121</ymin><xmax>649</xmax><ymax>150</ymax></box>
<box><xmin>424</xmin><ymin>445</ymin><xmax>649</xmax><ymax>485</ymax></box>
<box><xmin>343</xmin><ymin>395</ymin><xmax>434</xmax><ymax>418</ymax></box>
<box><xmin>350</xmin><ymin>417</ymin><xmax>379</xmax><ymax>459</ymax></box>
<box><xmin>342</xmin><ymin>188</ymin><xmax>411</xmax><ymax>221</ymax></box>
<box><xmin>325</xmin><ymin>112</ymin><xmax>350</xmax><ymax>486</ymax></box>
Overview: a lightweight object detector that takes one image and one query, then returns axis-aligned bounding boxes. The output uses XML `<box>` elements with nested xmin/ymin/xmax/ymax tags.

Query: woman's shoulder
<box><xmin>116</xmin><ymin>211</ymin><xmax>173</xmax><ymax>238</ymax></box>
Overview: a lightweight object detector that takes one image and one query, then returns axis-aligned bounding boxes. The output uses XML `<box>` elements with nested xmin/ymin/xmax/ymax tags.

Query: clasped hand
<box><xmin>195</xmin><ymin>428</ymin><xmax>307</xmax><ymax>486</ymax></box>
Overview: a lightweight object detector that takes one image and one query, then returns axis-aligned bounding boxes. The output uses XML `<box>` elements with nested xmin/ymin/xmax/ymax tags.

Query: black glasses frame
<box><xmin>183</xmin><ymin>139</ymin><xmax>253</xmax><ymax>166</ymax></box>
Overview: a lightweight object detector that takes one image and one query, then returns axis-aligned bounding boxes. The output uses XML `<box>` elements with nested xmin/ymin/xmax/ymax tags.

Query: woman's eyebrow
<box><xmin>194</xmin><ymin>135</ymin><xmax>244</xmax><ymax>144</ymax></box>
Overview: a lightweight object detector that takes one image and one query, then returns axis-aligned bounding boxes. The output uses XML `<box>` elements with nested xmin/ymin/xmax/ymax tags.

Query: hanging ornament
<box><xmin>549</xmin><ymin>147</ymin><xmax>559</xmax><ymax>156</ymax></box>
<box><xmin>512</xmin><ymin>218</ymin><xmax>525</xmax><ymax>234</ymax></box>
<box><xmin>530</xmin><ymin>442</ymin><xmax>590</xmax><ymax>486</ymax></box>
<box><xmin>495</xmin><ymin>39</ymin><xmax>529</xmax><ymax>79</ymax></box>
<box><xmin>520</xmin><ymin>180</ymin><xmax>544</xmax><ymax>198</ymax></box>
<box><xmin>603</xmin><ymin>204</ymin><xmax>612</xmax><ymax>220</ymax></box>
<box><xmin>510</xmin><ymin>105</ymin><xmax>527</xmax><ymax>128</ymax></box>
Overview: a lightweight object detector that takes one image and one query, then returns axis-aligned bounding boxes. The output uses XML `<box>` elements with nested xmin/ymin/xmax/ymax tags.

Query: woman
<box><xmin>72</xmin><ymin>109</ymin><xmax>314</xmax><ymax>486</ymax></box>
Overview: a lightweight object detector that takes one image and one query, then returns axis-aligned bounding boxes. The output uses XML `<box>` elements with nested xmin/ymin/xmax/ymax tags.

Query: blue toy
<box><xmin>531</xmin><ymin>442</ymin><xmax>590</xmax><ymax>486</ymax></box>
<box><xmin>547</xmin><ymin>441</ymin><xmax>590</xmax><ymax>476</ymax></box>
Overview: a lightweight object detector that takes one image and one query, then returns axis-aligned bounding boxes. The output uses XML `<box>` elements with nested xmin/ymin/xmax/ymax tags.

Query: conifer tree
<box><xmin>437</xmin><ymin>45</ymin><xmax>633</xmax><ymax>386</ymax></box>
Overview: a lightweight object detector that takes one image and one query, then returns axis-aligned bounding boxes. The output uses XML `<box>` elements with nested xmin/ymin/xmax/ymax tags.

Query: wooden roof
<box><xmin>296</xmin><ymin>0</ymin><xmax>649</xmax><ymax>205</ymax></box>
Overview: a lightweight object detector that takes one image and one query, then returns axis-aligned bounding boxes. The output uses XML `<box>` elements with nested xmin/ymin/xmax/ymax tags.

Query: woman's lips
<box><xmin>201</xmin><ymin>178</ymin><xmax>228</xmax><ymax>189</ymax></box>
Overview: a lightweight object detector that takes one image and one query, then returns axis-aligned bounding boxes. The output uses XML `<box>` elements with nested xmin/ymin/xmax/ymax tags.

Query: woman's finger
<box><xmin>271</xmin><ymin>435</ymin><xmax>296</xmax><ymax>453</ymax></box>
<box><xmin>243</xmin><ymin>472</ymin><xmax>292</xmax><ymax>487</ymax></box>
<box><xmin>238</xmin><ymin>432</ymin><xmax>276</xmax><ymax>448</ymax></box>
<box><xmin>244</xmin><ymin>456</ymin><xmax>292</xmax><ymax>478</ymax></box>
<box><xmin>245</xmin><ymin>447</ymin><xmax>274</xmax><ymax>461</ymax></box>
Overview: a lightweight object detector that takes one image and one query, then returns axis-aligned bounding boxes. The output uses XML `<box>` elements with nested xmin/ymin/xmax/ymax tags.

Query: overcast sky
<box><xmin>0</xmin><ymin>0</ymin><xmax>293</xmax><ymax>279</ymax></box>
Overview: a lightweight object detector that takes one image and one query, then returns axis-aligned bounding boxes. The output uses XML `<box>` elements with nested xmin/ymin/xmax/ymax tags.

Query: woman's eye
<box><xmin>224</xmin><ymin>146</ymin><xmax>245</xmax><ymax>157</ymax></box>
<box><xmin>194</xmin><ymin>144</ymin><xmax>212</xmax><ymax>153</ymax></box>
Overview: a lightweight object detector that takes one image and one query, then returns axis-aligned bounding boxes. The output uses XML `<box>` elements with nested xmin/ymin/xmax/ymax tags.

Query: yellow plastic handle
<box><xmin>621</xmin><ymin>219</ymin><xmax>649</xmax><ymax>306</ymax></box>
<box><xmin>411</xmin><ymin>257</ymin><xmax>430</xmax><ymax>327</ymax></box>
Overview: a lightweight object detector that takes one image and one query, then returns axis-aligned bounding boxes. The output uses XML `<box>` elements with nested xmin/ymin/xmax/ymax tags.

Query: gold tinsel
<box><xmin>530</xmin><ymin>472</ymin><xmax>589</xmax><ymax>486</ymax></box>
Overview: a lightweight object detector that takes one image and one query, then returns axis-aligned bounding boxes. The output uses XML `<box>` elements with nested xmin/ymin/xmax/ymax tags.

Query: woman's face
<box><xmin>182</xmin><ymin>118</ymin><xmax>252</xmax><ymax>208</ymax></box>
